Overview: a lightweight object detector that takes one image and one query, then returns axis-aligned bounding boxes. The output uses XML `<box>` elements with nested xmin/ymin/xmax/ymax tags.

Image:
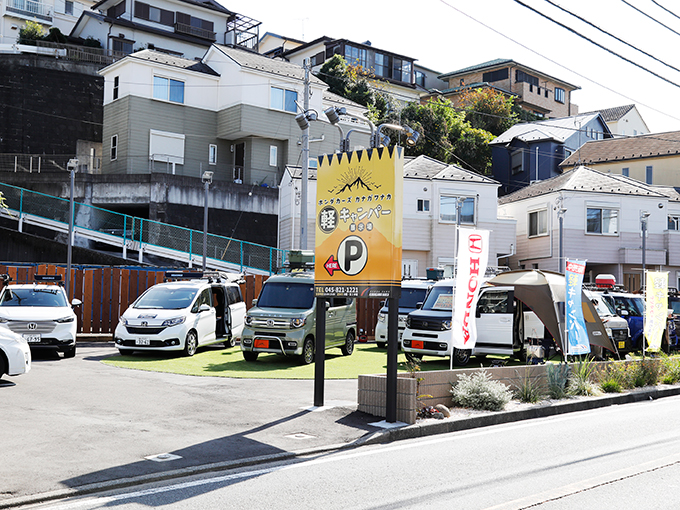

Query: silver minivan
<box><xmin>240</xmin><ymin>270</ymin><xmax>357</xmax><ymax>364</ymax></box>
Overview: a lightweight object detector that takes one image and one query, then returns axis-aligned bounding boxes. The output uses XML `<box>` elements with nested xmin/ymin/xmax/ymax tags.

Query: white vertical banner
<box><xmin>645</xmin><ymin>271</ymin><xmax>668</xmax><ymax>352</ymax></box>
<box><xmin>452</xmin><ymin>228</ymin><xmax>490</xmax><ymax>351</ymax></box>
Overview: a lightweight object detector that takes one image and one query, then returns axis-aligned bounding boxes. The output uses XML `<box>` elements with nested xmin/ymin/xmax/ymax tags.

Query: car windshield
<box><xmin>421</xmin><ymin>285</ymin><xmax>453</xmax><ymax>311</ymax></box>
<box><xmin>589</xmin><ymin>294</ymin><xmax>617</xmax><ymax>316</ymax></box>
<box><xmin>605</xmin><ymin>295</ymin><xmax>644</xmax><ymax>317</ymax></box>
<box><xmin>0</xmin><ymin>287</ymin><xmax>68</xmax><ymax>307</ymax></box>
<box><xmin>256</xmin><ymin>281</ymin><xmax>314</xmax><ymax>309</ymax></box>
<box><xmin>670</xmin><ymin>297</ymin><xmax>680</xmax><ymax>315</ymax></box>
<box><xmin>133</xmin><ymin>286</ymin><xmax>198</xmax><ymax>310</ymax></box>
<box><xmin>383</xmin><ymin>287</ymin><xmax>429</xmax><ymax>310</ymax></box>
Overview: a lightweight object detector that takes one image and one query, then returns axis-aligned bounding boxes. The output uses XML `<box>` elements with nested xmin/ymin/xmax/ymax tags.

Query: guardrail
<box><xmin>0</xmin><ymin>182</ymin><xmax>285</xmax><ymax>275</ymax></box>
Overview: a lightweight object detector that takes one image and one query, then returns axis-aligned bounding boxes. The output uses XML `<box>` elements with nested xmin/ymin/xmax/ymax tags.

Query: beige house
<box><xmin>559</xmin><ymin>131</ymin><xmax>680</xmax><ymax>186</ymax></box>
<box><xmin>582</xmin><ymin>104</ymin><xmax>649</xmax><ymax>138</ymax></box>
<box><xmin>426</xmin><ymin>59</ymin><xmax>580</xmax><ymax>119</ymax></box>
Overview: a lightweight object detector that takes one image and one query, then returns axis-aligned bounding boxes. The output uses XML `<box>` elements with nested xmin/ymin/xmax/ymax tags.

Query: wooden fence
<box><xmin>0</xmin><ymin>265</ymin><xmax>381</xmax><ymax>340</ymax></box>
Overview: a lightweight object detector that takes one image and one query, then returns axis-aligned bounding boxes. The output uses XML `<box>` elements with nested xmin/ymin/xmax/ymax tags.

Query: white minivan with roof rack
<box><xmin>113</xmin><ymin>271</ymin><xmax>245</xmax><ymax>356</ymax></box>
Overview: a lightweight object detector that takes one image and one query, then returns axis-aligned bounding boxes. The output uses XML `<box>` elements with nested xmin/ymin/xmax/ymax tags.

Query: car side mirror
<box><xmin>252</xmin><ymin>298</ymin><xmax>258</xmax><ymax>307</ymax></box>
<box><xmin>416</xmin><ymin>302</ymin><xmax>423</xmax><ymax>309</ymax></box>
<box><xmin>379</xmin><ymin>300</ymin><xmax>385</xmax><ymax>307</ymax></box>
<box><xmin>199</xmin><ymin>304</ymin><xmax>211</xmax><ymax>312</ymax></box>
<box><xmin>325</xmin><ymin>301</ymin><xmax>330</xmax><ymax>310</ymax></box>
<box><xmin>71</xmin><ymin>298</ymin><xmax>82</xmax><ymax>307</ymax></box>
<box><xmin>619</xmin><ymin>309</ymin><xmax>629</xmax><ymax>316</ymax></box>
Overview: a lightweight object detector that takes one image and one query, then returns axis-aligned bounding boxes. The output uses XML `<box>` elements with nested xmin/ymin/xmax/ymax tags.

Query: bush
<box><xmin>595</xmin><ymin>363</ymin><xmax>627</xmax><ymax>393</ymax></box>
<box><xmin>546</xmin><ymin>363</ymin><xmax>570</xmax><ymax>399</ymax></box>
<box><xmin>660</xmin><ymin>356</ymin><xmax>680</xmax><ymax>384</ymax></box>
<box><xmin>513</xmin><ymin>368</ymin><xmax>544</xmax><ymax>403</ymax></box>
<box><xmin>451</xmin><ymin>371</ymin><xmax>512</xmax><ymax>411</ymax></box>
<box><xmin>568</xmin><ymin>357</ymin><xmax>601</xmax><ymax>396</ymax></box>
<box><xmin>628</xmin><ymin>358</ymin><xmax>660</xmax><ymax>387</ymax></box>
<box><xmin>18</xmin><ymin>20</ymin><xmax>45</xmax><ymax>45</ymax></box>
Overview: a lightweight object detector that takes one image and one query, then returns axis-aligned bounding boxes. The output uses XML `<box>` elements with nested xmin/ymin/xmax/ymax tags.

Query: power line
<box><xmin>621</xmin><ymin>0</ymin><xmax>680</xmax><ymax>37</ymax></box>
<box><xmin>541</xmin><ymin>0</ymin><xmax>680</xmax><ymax>75</ymax></box>
<box><xmin>651</xmin><ymin>0</ymin><xmax>680</xmax><ymax>22</ymax></box>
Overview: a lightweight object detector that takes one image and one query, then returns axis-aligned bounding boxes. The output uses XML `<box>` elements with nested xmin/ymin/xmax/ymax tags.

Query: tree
<box><xmin>17</xmin><ymin>20</ymin><xmax>45</xmax><ymax>45</ymax></box>
<box><xmin>459</xmin><ymin>87</ymin><xmax>518</xmax><ymax>137</ymax></box>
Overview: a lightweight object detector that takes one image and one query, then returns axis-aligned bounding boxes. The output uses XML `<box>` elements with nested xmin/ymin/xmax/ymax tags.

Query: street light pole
<box><xmin>66</xmin><ymin>159</ymin><xmax>78</xmax><ymax>298</ymax></box>
<box><xmin>641</xmin><ymin>210</ymin><xmax>649</xmax><ymax>358</ymax></box>
<box><xmin>300</xmin><ymin>59</ymin><xmax>310</xmax><ymax>250</ymax></box>
<box><xmin>202</xmin><ymin>171</ymin><xmax>213</xmax><ymax>271</ymax></box>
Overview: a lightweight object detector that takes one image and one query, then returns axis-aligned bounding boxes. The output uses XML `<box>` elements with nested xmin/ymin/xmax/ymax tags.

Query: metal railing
<box><xmin>175</xmin><ymin>22</ymin><xmax>216</xmax><ymax>41</ymax></box>
<box><xmin>0</xmin><ymin>182</ymin><xmax>286</xmax><ymax>275</ymax></box>
<box><xmin>35</xmin><ymin>41</ymin><xmax>127</xmax><ymax>65</ymax></box>
<box><xmin>6</xmin><ymin>0</ymin><xmax>51</xmax><ymax>20</ymax></box>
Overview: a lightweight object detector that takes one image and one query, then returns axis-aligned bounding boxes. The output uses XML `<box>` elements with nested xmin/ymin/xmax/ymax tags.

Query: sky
<box><xmin>225</xmin><ymin>0</ymin><xmax>680</xmax><ymax>134</ymax></box>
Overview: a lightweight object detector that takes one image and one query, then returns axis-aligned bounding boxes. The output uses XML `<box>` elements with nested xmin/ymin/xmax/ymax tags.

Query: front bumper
<box><xmin>240</xmin><ymin>326</ymin><xmax>306</xmax><ymax>356</ymax></box>
<box><xmin>0</xmin><ymin>323</ymin><xmax>76</xmax><ymax>352</ymax></box>
<box><xmin>402</xmin><ymin>329</ymin><xmax>451</xmax><ymax>357</ymax></box>
<box><xmin>113</xmin><ymin>324</ymin><xmax>185</xmax><ymax>351</ymax></box>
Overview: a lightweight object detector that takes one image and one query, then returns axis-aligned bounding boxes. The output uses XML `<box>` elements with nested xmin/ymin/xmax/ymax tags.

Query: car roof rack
<box><xmin>1</xmin><ymin>274</ymin><xmax>64</xmax><ymax>286</ymax></box>
<box><xmin>163</xmin><ymin>270</ymin><xmax>243</xmax><ymax>284</ymax></box>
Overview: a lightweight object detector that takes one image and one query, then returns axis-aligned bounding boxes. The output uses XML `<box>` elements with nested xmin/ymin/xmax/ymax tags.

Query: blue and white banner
<box><xmin>452</xmin><ymin>228</ymin><xmax>490</xmax><ymax>350</ymax></box>
<box><xmin>565</xmin><ymin>259</ymin><xmax>590</xmax><ymax>355</ymax></box>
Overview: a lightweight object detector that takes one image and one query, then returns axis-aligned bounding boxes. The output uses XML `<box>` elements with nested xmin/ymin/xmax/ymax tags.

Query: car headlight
<box><xmin>442</xmin><ymin>320</ymin><xmax>452</xmax><ymax>330</ymax></box>
<box><xmin>291</xmin><ymin>317</ymin><xmax>306</xmax><ymax>328</ymax></box>
<box><xmin>119</xmin><ymin>317</ymin><xmax>128</xmax><ymax>326</ymax></box>
<box><xmin>377</xmin><ymin>312</ymin><xmax>386</xmax><ymax>323</ymax></box>
<box><xmin>0</xmin><ymin>317</ymin><xmax>9</xmax><ymax>324</ymax></box>
<box><xmin>55</xmin><ymin>316</ymin><xmax>75</xmax><ymax>323</ymax></box>
<box><xmin>162</xmin><ymin>316</ymin><xmax>186</xmax><ymax>327</ymax></box>
<box><xmin>245</xmin><ymin>315</ymin><xmax>253</xmax><ymax>326</ymax></box>
<box><xmin>605</xmin><ymin>327</ymin><xmax>613</xmax><ymax>339</ymax></box>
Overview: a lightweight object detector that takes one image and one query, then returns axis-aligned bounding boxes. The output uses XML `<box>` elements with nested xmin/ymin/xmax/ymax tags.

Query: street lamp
<box><xmin>66</xmin><ymin>158</ymin><xmax>78</xmax><ymax>298</ymax></box>
<box><xmin>641</xmin><ymin>210</ymin><xmax>650</xmax><ymax>293</ymax></box>
<box><xmin>202</xmin><ymin>170</ymin><xmax>213</xmax><ymax>270</ymax></box>
<box><xmin>373</xmin><ymin>123</ymin><xmax>419</xmax><ymax>148</ymax></box>
<box><xmin>557</xmin><ymin>207</ymin><xmax>567</xmax><ymax>274</ymax></box>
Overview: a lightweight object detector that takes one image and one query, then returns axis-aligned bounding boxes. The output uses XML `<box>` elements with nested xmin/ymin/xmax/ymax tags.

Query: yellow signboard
<box><xmin>314</xmin><ymin>147</ymin><xmax>403</xmax><ymax>298</ymax></box>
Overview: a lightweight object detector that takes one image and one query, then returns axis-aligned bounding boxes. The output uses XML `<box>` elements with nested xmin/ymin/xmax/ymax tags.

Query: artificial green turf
<box><xmin>101</xmin><ymin>343</ymin><xmax>532</xmax><ymax>379</ymax></box>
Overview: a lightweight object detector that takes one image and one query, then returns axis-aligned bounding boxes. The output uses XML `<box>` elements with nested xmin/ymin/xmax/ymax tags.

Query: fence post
<box><xmin>18</xmin><ymin>188</ymin><xmax>24</xmax><ymax>232</ymax></box>
<box><xmin>138</xmin><ymin>219</ymin><xmax>144</xmax><ymax>264</ymax></box>
<box><xmin>188</xmin><ymin>229</ymin><xmax>193</xmax><ymax>268</ymax></box>
<box><xmin>122</xmin><ymin>215</ymin><xmax>128</xmax><ymax>259</ymax></box>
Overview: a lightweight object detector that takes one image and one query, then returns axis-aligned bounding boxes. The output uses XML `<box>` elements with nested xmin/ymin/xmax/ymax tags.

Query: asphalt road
<box><xmin>0</xmin><ymin>343</ymin><xmax>375</xmax><ymax>506</ymax></box>
<box><xmin>18</xmin><ymin>395</ymin><xmax>680</xmax><ymax>510</ymax></box>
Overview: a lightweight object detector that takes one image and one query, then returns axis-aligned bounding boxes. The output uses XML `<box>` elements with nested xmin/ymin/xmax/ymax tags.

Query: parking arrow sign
<box><xmin>324</xmin><ymin>255</ymin><xmax>340</xmax><ymax>276</ymax></box>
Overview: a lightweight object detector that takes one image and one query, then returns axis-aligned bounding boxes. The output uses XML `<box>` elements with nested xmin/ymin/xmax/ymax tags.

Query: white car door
<box><xmin>193</xmin><ymin>289</ymin><xmax>216</xmax><ymax>345</ymax></box>
<box><xmin>475</xmin><ymin>288</ymin><xmax>514</xmax><ymax>353</ymax></box>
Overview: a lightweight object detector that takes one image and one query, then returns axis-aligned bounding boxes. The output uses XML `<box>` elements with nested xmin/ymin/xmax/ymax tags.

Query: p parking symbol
<box><xmin>337</xmin><ymin>235</ymin><xmax>367</xmax><ymax>276</ymax></box>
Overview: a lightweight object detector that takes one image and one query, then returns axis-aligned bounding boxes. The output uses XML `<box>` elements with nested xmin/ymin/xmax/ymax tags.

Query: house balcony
<box><xmin>5</xmin><ymin>0</ymin><xmax>52</xmax><ymax>22</ymax></box>
<box><xmin>174</xmin><ymin>22</ymin><xmax>215</xmax><ymax>41</ymax></box>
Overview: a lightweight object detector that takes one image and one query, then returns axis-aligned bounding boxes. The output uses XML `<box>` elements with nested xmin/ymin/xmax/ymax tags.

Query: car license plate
<box><xmin>412</xmin><ymin>340</ymin><xmax>424</xmax><ymax>349</ymax></box>
<box><xmin>135</xmin><ymin>338</ymin><xmax>151</xmax><ymax>346</ymax></box>
<box><xmin>618</xmin><ymin>341</ymin><xmax>626</xmax><ymax>349</ymax></box>
<box><xmin>24</xmin><ymin>334</ymin><xmax>41</xmax><ymax>343</ymax></box>
<box><xmin>254</xmin><ymin>339</ymin><xmax>268</xmax><ymax>349</ymax></box>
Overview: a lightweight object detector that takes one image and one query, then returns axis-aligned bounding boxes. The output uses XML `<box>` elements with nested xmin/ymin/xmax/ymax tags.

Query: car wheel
<box><xmin>301</xmin><ymin>337</ymin><xmax>314</xmax><ymax>365</ymax></box>
<box><xmin>119</xmin><ymin>348</ymin><xmax>134</xmax><ymax>356</ymax></box>
<box><xmin>223</xmin><ymin>336</ymin><xmax>236</xmax><ymax>348</ymax></box>
<box><xmin>243</xmin><ymin>351</ymin><xmax>258</xmax><ymax>362</ymax></box>
<box><xmin>405</xmin><ymin>352</ymin><xmax>422</xmax><ymax>363</ymax></box>
<box><xmin>183</xmin><ymin>330</ymin><xmax>198</xmax><ymax>357</ymax></box>
<box><xmin>341</xmin><ymin>330</ymin><xmax>355</xmax><ymax>356</ymax></box>
<box><xmin>63</xmin><ymin>345</ymin><xmax>76</xmax><ymax>359</ymax></box>
<box><xmin>376</xmin><ymin>341</ymin><xmax>387</xmax><ymax>349</ymax></box>
<box><xmin>453</xmin><ymin>348</ymin><xmax>471</xmax><ymax>366</ymax></box>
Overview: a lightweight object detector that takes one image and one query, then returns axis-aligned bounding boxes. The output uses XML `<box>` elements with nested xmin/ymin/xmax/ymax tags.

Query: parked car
<box><xmin>583</xmin><ymin>289</ymin><xmax>630</xmax><ymax>356</ymax></box>
<box><xmin>0</xmin><ymin>274</ymin><xmax>81</xmax><ymax>358</ymax></box>
<box><xmin>113</xmin><ymin>271</ymin><xmax>246</xmax><ymax>356</ymax></box>
<box><xmin>0</xmin><ymin>328</ymin><xmax>31</xmax><ymax>379</ymax></box>
<box><xmin>598</xmin><ymin>290</ymin><xmax>645</xmax><ymax>352</ymax></box>
<box><xmin>240</xmin><ymin>268</ymin><xmax>357</xmax><ymax>364</ymax></box>
<box><xmin>374</xmin><ymin>278</ymin><xmax>435</xmax><ymax>349</ymax></box>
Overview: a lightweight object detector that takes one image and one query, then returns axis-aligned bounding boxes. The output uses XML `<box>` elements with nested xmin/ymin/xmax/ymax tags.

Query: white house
<box><xmin>279</xmin><ymin>155</ymin><xmax>516</xmax><ymax>278</ymax></box>
<box><xmin>498</xmin><ymin>165</ymin><xmax>680</xmax><ymax>291</ymax></box>
<box><xmin>0</xmin><ymin>0</ymin><xmax>95</xmax><ymax>44</ymax></box>
<box><xmin>582</xmin><ymin>104</ymin><xmax>649</xmax><ymax>137</ymax></box>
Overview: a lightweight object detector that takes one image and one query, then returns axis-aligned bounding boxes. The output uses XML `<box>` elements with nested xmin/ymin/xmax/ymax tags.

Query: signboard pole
<box><xmin>314</xmin><ymin>297</ymin><xmax>326</xmax><ymax>407</ymax></box>
<box><xmin>386</xmin><ymin>295</ymin><xmax>399</xmax><ymax>422</ymax></box>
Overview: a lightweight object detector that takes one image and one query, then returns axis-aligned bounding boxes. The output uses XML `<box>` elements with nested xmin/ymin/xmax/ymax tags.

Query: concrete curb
<box><xmin>4</xmin><ymin>385</ymin><xmax>680</xmax><ymax>509</ymax></box>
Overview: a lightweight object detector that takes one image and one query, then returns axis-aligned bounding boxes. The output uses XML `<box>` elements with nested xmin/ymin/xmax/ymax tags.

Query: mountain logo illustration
<box><xmin>328</xmin><ymin>166</ymin><xmax>381</xmax><ymax>195</ymax></box>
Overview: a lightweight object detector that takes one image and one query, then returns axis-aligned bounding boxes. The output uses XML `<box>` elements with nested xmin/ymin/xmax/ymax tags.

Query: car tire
<box><xmin>405</xmin><ymin>352</ymin><xmax>422</xmax><ymax>363</ymax></box>
<box><xmin>119</xmin><ymin>348</ymin><xmax>134</xmax><ymax>356</ymax></box>
<box><xmin>0</xmin><ymin>354</ymin><xmax>7</xmax><ymax>378</ymax></box>
<box><xmin>243</xmin><ymin>350</ymin><xmax>258</xmax><ymax>362</ymax></box>
<box><xmin>63</xmin><ymin>345</ymin><xmax>76</xmax><ymax>359</ymax></box>
<box><xmin>376</xmin><ymin>341</ymin><xmax>387</xmax><ymax>349</ymax></box>
<box><xmin>453</xmin><ymin>348</ymin><xmax>471</xmax><ymax>366</ymax></box>
<box><xmin>301</xmin><ymin>337</ymin><xmax>314</xmax><ymax>365</ymax></box>
<box><xmin>223</xmin><ymin>336</ymin><xmax>235</xmax><ymax>348</ymax></box>
<box><xmin>183</xmin><ymin>330</ymin><xmax>198</xmax><ymax>357</ymax></box>
<box><xmin>341</xmin><ymin>330</ymin><xmax>355</xmax><ymax>356</ymax></box>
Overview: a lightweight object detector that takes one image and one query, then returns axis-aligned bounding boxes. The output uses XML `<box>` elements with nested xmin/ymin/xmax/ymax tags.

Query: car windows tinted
<box><xmin>399</xmin><ymin>288</ymin><xmax>428</xmax><ymax>309</ymax></box>
<box><xmin>257</xmin><ymin>282</ymin><xmax>314</xmax><ymax>309</ymax></box>
<box><xmin>0</xmin><ymin>288</ymin><xmax>68</xmax><ymax>307</ymax></box>
<box><xmin>134</xmin><ymin>287</ymin><xmax>198</xmax><ymax>310</ymax></box>
<box><xmin>227</xmin><ymin>286</ymin><xmax>242</xmax><ymax>305</ymax></box>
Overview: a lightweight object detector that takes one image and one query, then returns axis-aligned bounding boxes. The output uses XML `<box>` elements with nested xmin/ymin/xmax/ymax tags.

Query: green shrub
<box><xmin>629</xmin><ymin>358</ymin><xmax>660</xmax><ymax>387</ymax></box>
<box><xmin>546</xmin><ymin>363</ymin><xmax>570</xmax><ymax>399</ymax></box>
<box><xmin>451</xmin><ymin>371</ymin><xmax>512</xmax><ymax>411</ymax></box>
<box><xmin>596</xmin><ymin>363</ymin><xmax>626</xmax><ymax>393</ymax></box>
<box><xmin>660</xmin><ymin>356</ymin><xmax>680</xmax><ymax>384</ymax></box>
<box><xmin>18</xmin><ymin>20</ymin><xmax>45</xmax><ymax>45</ymax></box>
<box><xmin>513</xmin><ymin>367</ymin><xmax>544</xmax><ymax>403</ymax></box>
<box><xmin>568</xmin><ymin>357</ymin><xmax>601</xmax><ymax>396</ymax></box>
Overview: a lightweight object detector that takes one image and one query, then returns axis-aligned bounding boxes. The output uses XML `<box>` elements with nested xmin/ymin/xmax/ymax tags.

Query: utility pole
<box><xmin>300</xmin><ymin>59</ymin><xmax>310</xmax><ymax>250</ymax></box>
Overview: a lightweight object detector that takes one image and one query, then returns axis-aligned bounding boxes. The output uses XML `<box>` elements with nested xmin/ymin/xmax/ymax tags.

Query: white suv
<box><xmin>0</xmin><ymin>275</ymin><xmax>81</xmax><ymax>358</ymax></box>
<box><xmin>113</xmin><ymin>271</ymin><xmax>246</xmax><ymax>356</ymax></box>
<box><xmin>0</xmin><ymin>329</ymin><xmax>31</xmax><ymax>379</ymax></box>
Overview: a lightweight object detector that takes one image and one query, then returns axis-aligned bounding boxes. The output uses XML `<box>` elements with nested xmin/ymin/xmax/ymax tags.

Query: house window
<box><xmin>417</xmin><ymin>199</ymin><xmax>430</xmax><ymax>212</ymax></box>
<box><xmin>64</xmin><ymin>0</ymin><xmax>73</xmax><ymax>15</ymax></box>
<box><xmin>270</xmin><ymin>87</ymin><xmax>297</xmax><ymax>113</ymax></box>
<box><xmin>135</xmin><ymin>2</ymin><xmax>174</xmax><ymax>26</ymax></box>
<box><xmin>668</xmin><ymin>215</ymin><xmax>680</xmax><ymax>231</ymax></box>
<box><xmin>622</xmin><ymin>167</ymin><xmax>629</xmax><ymax>177</ymax></box>
<box><xmin>392</xmin><ymin>58</ymin><xmax>412</xmax><ymax>83</ymax></box>
<box><xmin>528</xmin><ymin>209</ymin><xmax>548</xmax><ymax>237</ymax></box>
<box><xmin>587</xmin><ymin>207</ymin><xmax>618</xmax><ymax>235</ymax></box>
<box><xmin>555</xmin><ymin>87</ymin><xmax>565</xmax><ymax>103</ymax></box>
<box><xmin>374</xmin><ymin>53</ymin><xmax>389</xmax><ymax>77</ymax></box>
<box><xmin>482</xmin><ymin>68</ymin><xmax>508</xmax><ymax>83</ymax></box>
<box><xmin>269</xmin><ymin>145</ymin><xmax>277</xmax><ymax>167</ymax></box>
<box><xmin>511</xmin><ymin>149</ymin><xmax>524</xmax><ymax>175</ymax></box>
<box><xmin>110</xmin><ymin>135</ymin><xmax>118</xmax><ymax>161</ymax></box>
<box><xmin>113</xmin><ymin>76</ymin><xmax>119</xmax><ymax>100</ymax></box>
<box><xmin>209</xmin><ymin>144</ymin><xmax>217</xmax><ymax>165</ymax></box>
<box><xmin>111</xmin><ymin>38</ymin><xmax>133</xmax><ymax>54</ymax></box>
<box><xmin>439</xmin><ymin>196</ymin><xmax>475</xmax><ymax>224</ymax></box>
<box><xmin>516</xmin><ymin>70</ymin><xmax>539</xmax><ymax>87</ymax></box>
<box><xmin>344</xmin><ymin>44</ymin><xmax>367</xmax><ymax>67</ymax></box>
<box><xmin>153</xmin><ymin>76</ymin><xmax>184</xmax><ymax>104</ymax></box>
<box><xmin>308</xmin><ymin>158</ymin><xmax>318</xmax><ymax>169</ymax></box>
<box><xmin>414</xmin><ymin>70</ymin><xmax>425</xmax><ymax>87</ymax></box>
<box><xmin>646</xmin><ymin>165</ymin><xmax>653</xmax><ymax>184</ymax></box>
